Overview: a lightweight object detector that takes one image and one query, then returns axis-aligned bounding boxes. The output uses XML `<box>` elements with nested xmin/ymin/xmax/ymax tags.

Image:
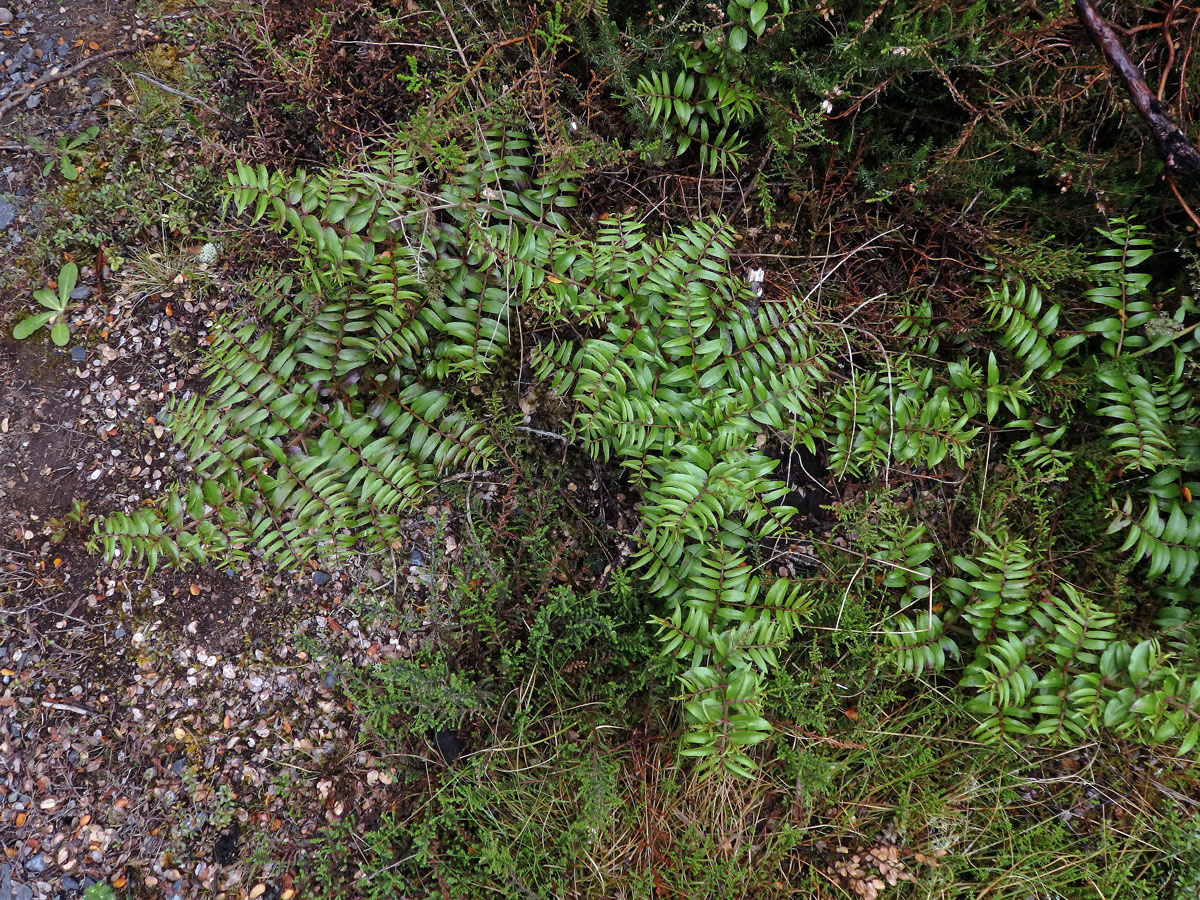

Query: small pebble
<box><xmin>311</xmin><ymin>570</ymin><xmax>331</xmax><ymax>586</ymax></box>
<box><xmin>70</xmin><ymin>346</ymin><xmax>87</xmax><ymax>363</ymax></box>
<box><xmin>24</xmin><ymin>93</ymin><xmax>40</xmax><ymax>110</ymax></box>
<box><xmin>0</xmin><ymin>8</ymin><xmax>13</xmax><ymax>24</ymax></box>
<box><xmin>23</xmin><ymin>855</ymin><xmax>48</xmax><ymax>875</ymax></box>
<box><xmin>70</xmin><ymin>285</ymin><xmax>92</xmax><ymax>300</ymax></box>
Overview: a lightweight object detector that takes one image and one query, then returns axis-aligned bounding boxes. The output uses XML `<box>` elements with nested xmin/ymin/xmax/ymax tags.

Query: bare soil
<box><xmin>0</xmin><ymin>7</ymin><xmax>446</xmax><ymax>900</ymax></box>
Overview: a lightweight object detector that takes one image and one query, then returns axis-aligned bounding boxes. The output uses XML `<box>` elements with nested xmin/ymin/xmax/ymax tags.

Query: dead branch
<box><xmin>1076</xmin><ymin>0</ymin><xmax>1200</xmax><ymax>178</ymax></box>
<box><xmin>0</xmin><ymin>39</ymin><xmax>158</xmax><ymax>121</ymax></box>
<box><xmin>131</xmin><ymin>71</ymin><xmax>229</xmax><ymax>118</ymax></box>
<box><xmin>40</xmin><ymin>700</ymin><xmax>101</xmax><ymax>717</ymax></box>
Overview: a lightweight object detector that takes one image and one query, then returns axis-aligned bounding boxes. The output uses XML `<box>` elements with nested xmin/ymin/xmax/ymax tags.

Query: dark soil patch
<box><xmin>1</xmin><ymin>0</ymin><xmax>160</xmax><ymax>299</ymax></box>
<box><xmin>203</xmin><ymin>0</ymin><xmax>449</xmax><ymax>163</ymax></box>
<box><xmin>0</xmin><ymin>334</ymin><xmax>91</xmax><ymax>523</ymax></box>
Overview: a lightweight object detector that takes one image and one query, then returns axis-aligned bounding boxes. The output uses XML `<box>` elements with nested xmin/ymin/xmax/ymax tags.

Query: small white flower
<box><xmin>820</xmin><ymin>99</ymin><xmax>834</xmax><ymax>115</ymax></box>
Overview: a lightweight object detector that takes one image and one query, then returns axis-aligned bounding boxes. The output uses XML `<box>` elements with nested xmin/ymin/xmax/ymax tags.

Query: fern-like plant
<box><xmin>95</xmin><ymin>129</ymin><xmax>583</xmax><ymax>570</ymax></box>
<box><xmin>96</xmin><ymin>120</ymin><xmax>1200</xmax><ymax>774</ymax></box>
<box><xmin>876</xmin><ymin>219</ymin><xmax>1200</xmax><ymax>759</ymax></box>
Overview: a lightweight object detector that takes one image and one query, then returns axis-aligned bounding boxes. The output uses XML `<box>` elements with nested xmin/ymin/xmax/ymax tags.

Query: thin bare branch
<box><xmin>1076</xmin><ymin>0</ymin><xmax>1200</xmax><ymax>177</ymax></box>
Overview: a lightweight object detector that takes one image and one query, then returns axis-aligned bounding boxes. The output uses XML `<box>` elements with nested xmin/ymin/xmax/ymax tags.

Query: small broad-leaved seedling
<box><xmin>43</xmin><ymin>125</ymin><xmax>100</xmax><ymax>181</ymax></box>
<box><xmin>13</xmin><ymin>262</ymin><xmax>79</xmax><ymax>346</ymax></box>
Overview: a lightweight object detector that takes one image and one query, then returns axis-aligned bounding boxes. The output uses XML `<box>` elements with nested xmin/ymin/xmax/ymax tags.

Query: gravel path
<box><xmin>1</xmin><ymin>6</ymin><xmax>450</xmax><ymax>900</ymax></box>
<box><xmin>1</xmin><ymin>0</ymin><xmax>154</xmax><ymax>270</ymax></box>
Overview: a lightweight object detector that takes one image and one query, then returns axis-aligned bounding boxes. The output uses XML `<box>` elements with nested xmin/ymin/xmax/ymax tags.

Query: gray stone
<box><xmin>113</xmin><ymin>624</ymin><xmax>126</xmax><ymax>639</ymax></box>
<box><xmin>0</xmin><ymin>197</ymin><xmax>14</xmax><ymax>231</ymax></box>
<box><xmin>311</xmin><ymin>570</ymin><xmax>331</xmax><ymax>586</ymax></box>
<box><xmin>24</xmin><ymin>93</ymin><xmax>39</xmax><ymax>110</ymax></box>
<box><xmin>0</xmin><ymin>9</ymin><xmax>13</xmax><ymax>25</ymax></box>
<box><xmin>410</xmin><ymin>547</ymin><xmax>425</xmax><ymax>567</ymax></box>
<box><xmin>22</xmin><ymin>855</ymin><xmax>48</xmax><ymax>875</ymax></box>
<box><xmin>70</xmin><ymin>346</ymin><xmax>86</xmax><ymax>363</ymax></box>
<box><xmin>69</xmin><ymin>284</ymin><xmax>91</xmax><ymax>300</ymax></box>
<box><xmin>56</xmin><ymin>44</ymin><xmax>69</xmax><ymax>59</ymax></box>
<box><xmin>322</xmin><ymin>671</ymin><xmax>337</xmax><ymax>690</ymax></box>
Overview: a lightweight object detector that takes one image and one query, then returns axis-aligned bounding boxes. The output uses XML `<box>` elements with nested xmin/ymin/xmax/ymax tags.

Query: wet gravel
<box><xmin>1</xmin><ymin>253</ymin><xmax>453</xmax><ymax>899</ymax></box>
<box><xmin>1</xmin><ymin>0</ymin><xmax>148</xmax><ymax>257</ymax></box>
<box><xmin>0</xmin><ymin>6</ymin><xmax>484</xmax><ymax>899</ymax></box>
<box><xmin>0</xmin><ymin>1</ymin><xmax>140</xmax><ymax>110</ymax></box>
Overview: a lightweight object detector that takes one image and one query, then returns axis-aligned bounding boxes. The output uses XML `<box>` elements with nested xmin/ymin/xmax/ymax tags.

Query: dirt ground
<box><xmin>0</xmin><ymin>5</ymin><xmax>448</xmax><ymax>900</ymax></box>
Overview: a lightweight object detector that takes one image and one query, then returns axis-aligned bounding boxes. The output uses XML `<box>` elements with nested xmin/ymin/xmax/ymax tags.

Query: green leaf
<box><xmin>51</xmin><ymin>320</ymin><xmax>70</xmax><ymax>346</ymax></box>
<box><xmin>1128</xmin><ymin>640</ymin><xmax>1155</xmax><ymax>681</ymax></box>
<box><xmin>749</xmin><ymin>0</ymin><xmax>768</xmax><ymax>32</ymax></box>
<box><xmin>1179</xmin><ymin>722</ymin><xmax>1200</xmax><ymax>756</ymax></box>
<box><xmin>58</xmin><ymin>263</ymin><xmax>79</xmax><ymax>305</ymax></box>
<box><xmin>34</xmin><ymin>288</ymin><xmax>61</xmax><ymax>310</ymax></box>
<box><xmin>82</xmin><ymin>882</ymin><xmax>116</xmax><ymax>900</ymax></box>
<box><xmin>729</xmin><ymin>26</ymin><xmax>748</xmax><ymax>52</ymax></box>
<box><xmin>13</xmin><ymin>310</ymin><xmax>55</xmax><ymax>340</ymax></box>
<box><xmin>61</xmin><ymin>155</ymin><xmax>79</xmax><ymax>181</ymax></box>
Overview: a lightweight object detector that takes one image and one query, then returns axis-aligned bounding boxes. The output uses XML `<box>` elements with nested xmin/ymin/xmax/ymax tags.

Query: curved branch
<box><xmin>1076</xmin><ymin>0</ymin><xmax>1200</xmax><ymax>178</ymax></box>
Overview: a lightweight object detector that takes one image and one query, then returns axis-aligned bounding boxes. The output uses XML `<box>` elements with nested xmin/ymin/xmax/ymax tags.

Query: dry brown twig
<box><xmin>0</xmin><ymin>37</ymin><xmax>160</xmax><ymax>120</ymax></box>
<box><xmin>130</xmin><ymin>70</ymin><xmax>229</xmax><ymax>118</ymax></box>
<box><xmin>1167</xmin><ymin>175</ymin><xmax>1200</xmax><ymax>230</ymax></box>
<box><xmin>1075</xmin><ymin>0</ymin><xmax>1200</xmax><ymax>178</ymax></box>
